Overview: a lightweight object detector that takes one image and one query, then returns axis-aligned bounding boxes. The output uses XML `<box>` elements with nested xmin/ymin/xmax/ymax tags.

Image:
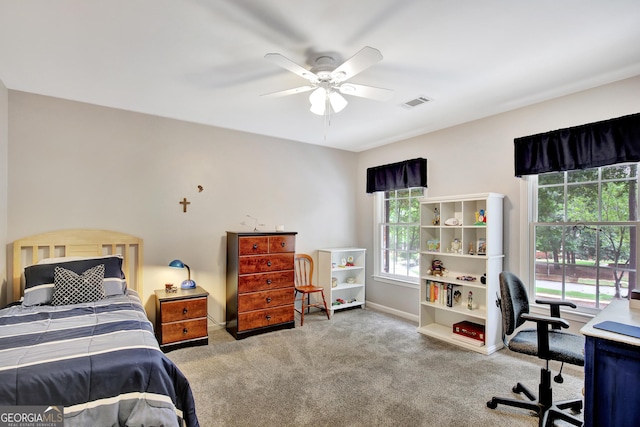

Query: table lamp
<box><xmin>169</xmin><ymin>259</ymin><xmax>196</xmax><ymax>289</ymax></box>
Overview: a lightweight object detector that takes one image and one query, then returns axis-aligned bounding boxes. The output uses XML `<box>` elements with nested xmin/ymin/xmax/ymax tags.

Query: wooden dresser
<box><xmin>226</xmin><ymin>231</ymin><xmax>297</xmax><ymax>339</ymax></box>
<box><xmin>155</xmin><ymin>286</ymin><xmax>209</xmax><ymax>352</ymax></box>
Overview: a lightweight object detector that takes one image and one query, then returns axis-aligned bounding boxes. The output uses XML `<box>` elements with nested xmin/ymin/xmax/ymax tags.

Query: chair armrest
<box><xmin>535</xmin><ymin>298</ymin><xmax>577</xmax><ymax>309</ymax></box>
<box><xmin>535</xmin><ymin>299</ymin><xmax>576</xmax><ymax>329</ymax></box>
<box><xmin>521</xmin><ymin>312</ymin><xmax>570</xmax><ymax>329</ymax></box>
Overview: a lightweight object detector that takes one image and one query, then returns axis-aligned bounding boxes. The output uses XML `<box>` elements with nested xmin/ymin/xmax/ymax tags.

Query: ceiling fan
<box><xmin>262</xmin><ymin>46</ymin><xmax>393</xmax><ymax>116</ymax></box>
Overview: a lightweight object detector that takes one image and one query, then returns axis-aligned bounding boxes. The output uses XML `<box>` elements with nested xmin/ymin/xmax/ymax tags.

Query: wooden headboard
<box><xmin>11</xmin><ymin>229</ymin><xmax>143</xmax><ymax>302</ymax></box>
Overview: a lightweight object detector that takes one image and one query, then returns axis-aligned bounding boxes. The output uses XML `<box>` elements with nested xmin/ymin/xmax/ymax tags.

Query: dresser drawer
<box><xmin>269</xmin><ymin>234</ymin><xmax>295</xmax><ymax>253</ymax></box>
<box><xmin>161</xmin><ymin>318</ymin><xmax>208</xmax><ymax>344</ymax></box>
<box><xmin>238</xmin><ymin>305</ymin><xmax>294</xmax><ymax>332</ymax></box>
<box><xmin>238</xmin><ymin>253</ymin><xmax>294</xmax><ymax>274</ymax></box>
<box><xmin>239</xmin><ymin>236</ymin><xmax>269</xmax><ymax>255</ymax></box>
<box><xmin>160</xmin><ymin>297</ymin><xmax>207</xmax><ymax>323</ymax></box>
<box><xmin>238</xmin><ymin>271</ymin><xmax>294</xmax><ymax>293</ymax></box>
<box><xmin>238</xmin><ymin>288</ymin><xmax>294</xmax><ymax>312</ymax></box>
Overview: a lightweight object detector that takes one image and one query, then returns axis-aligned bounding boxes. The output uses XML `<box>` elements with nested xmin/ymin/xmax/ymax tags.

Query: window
<box><xmin>531</xmin><ymin>163</ymin><xmax>639</xmax><ymax>313</ymax></box>
<box><xmin>375</xmin><ymin>187</ymin><xmax>424</xmax><ymax>283</ymax></box>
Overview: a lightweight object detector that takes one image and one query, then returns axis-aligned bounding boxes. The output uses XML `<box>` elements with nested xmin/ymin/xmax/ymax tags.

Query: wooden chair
<box><xmin>294</xmin><ymin>254</ymin><xmax>330</xmax><ymax>326</ymax></box>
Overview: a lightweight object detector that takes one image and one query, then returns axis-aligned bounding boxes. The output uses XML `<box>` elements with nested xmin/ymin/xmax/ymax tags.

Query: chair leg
<box><xmin>320</xmin><ymin>290</ymin><xmax>330</xmax><ymax>320</ymax></box>
<box><xmin>300</xmin><ymin>292</ymin><xmax>306</xmax><ymax>326</ymax></box>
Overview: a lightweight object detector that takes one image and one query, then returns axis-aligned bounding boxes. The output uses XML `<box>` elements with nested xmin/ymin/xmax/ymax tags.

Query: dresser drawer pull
<box><xmin>267</xmin><ymin>261</ymin><xmax>272</xmax><ymax>267</ymax></box>
<box><xmin>266</xmin><ymin>297</ymin><xmax>272</xmax><ymax>303</ymax></box>
<box><xmin>266</xmin><ymin>279</ymin><xmax>272</xmax><ymax>285</ymax></box>
<box><xmin>281</xmin><ymin>242</ymin><xmax>286</xmax><ymax>247</ymax></box>
<box><xmin>253</xmin><ymin>243</ymin><xmax>258</xmax><ymax>249</ymax></box>
<box><xmin>183</xmin><ymin>308</ymin><xmax>188</xmax><ymax>315</ymax></box>
<box><xmin>265</xmin><ymin>315</ymin><xmax>271</xmax><ymax>320</ymax></box>
<box><xmin>183</xmin><ymin>328</ymin><xmax>189</xmax><ymax>335</ymax></box>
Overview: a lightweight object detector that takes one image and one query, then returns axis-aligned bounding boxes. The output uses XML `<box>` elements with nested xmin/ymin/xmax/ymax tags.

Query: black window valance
<box><xmin>366</xmin><ymin>158</ymin><xmax>427</xmax><ymax>193</ymax></box>
<box><xmin>514</xmin><ymin>112</ymin><xmax>640</xmax><ymax>177</ymax></box>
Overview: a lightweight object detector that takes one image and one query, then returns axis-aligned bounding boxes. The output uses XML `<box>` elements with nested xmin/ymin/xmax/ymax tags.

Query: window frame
<box><xmin>524</xmin><ymin>163</ymin><xmax>639</xmax><ymax>316</ymax></box>
<box><xmin>373</xmin><ymin>187</ymin><xmax>424</xmax><ymax>288</ymax></box>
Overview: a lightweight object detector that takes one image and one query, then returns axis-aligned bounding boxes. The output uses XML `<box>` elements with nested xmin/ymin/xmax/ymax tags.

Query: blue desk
<box><xmin>580</xmin><ymin>299</ymin><xmax>640</xmax><ymax>427</ymax></box>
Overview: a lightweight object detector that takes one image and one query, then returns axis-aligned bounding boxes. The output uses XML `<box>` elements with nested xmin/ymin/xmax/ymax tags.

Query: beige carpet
<box><xmin>167</xmin><ymin>307</ymin><xmax>584</xmax><ymax>427</ymax></box>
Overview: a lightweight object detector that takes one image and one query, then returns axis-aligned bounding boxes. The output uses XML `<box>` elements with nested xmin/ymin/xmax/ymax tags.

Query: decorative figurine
<box><xmin>433</xmin><ymin>207</ymin><xmax>440</xmax><ymax>225</ymax></box>
<box><xmin>346</xmin><ymin>256</ymin><xmax>355</xmax><ymax>266</ymax></box>
<box><xmin>450</xmin><ymin>238</ymin><xmax>462</xmax><ymax>254</ymax></box>
<box><xmin>475</xmin><ymin>209</ymin><xmax>487</xmax><ymax>225</ymax></box>
<box><xmin>467</xmin><ymin>291</ymin><xmax>473</xmax><ymax>310</ymax></box>
<box><xmin>468</xmin><ymin>243</ymin><xmax>475</xmax><ymax>255</ymax></box>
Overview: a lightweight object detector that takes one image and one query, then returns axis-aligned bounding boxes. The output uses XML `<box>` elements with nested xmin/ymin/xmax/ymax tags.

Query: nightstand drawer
<box><xmin>238</xmin><ymin>288</ymin><xmax>294</xmax><ymax>312</ymax></box>
<box><xmin>160</xmin><ymin>297</ymin><xmax>207</xmax><ymax>323</ymax></box>
<box><xmin>161</xmin><ymin>318</ymin><xmax>208</xmax><ymax>344</ymax></box>
<box><xmin>238</xmin><ymin>305</ymin><xmax>294</xmax><ymax>331</ymax></box>
<box><xmin>238</xmin><ymin>253</ymin><xmax>294</xmax><ymax>274</ymax></box>
<box><xmin>238</xmin><ymin>271</ymin><xmax>294</xmax><ymax>293</ymax></box>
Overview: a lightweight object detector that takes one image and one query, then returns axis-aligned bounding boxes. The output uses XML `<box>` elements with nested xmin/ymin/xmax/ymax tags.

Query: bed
<box><xmin>1</xmin><ymin>229</ymin><xmax>200</xmax><ymax>427</ymax></box>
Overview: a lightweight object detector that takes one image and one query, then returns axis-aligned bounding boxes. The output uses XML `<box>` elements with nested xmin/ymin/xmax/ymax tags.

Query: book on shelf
<box><xmin>452</xmin><ymin>320</ymin><xmax>485</xmax><ymax>343</ymax></box>
<box><xmin>446</xmin><ymin>283</ymin><xmax>462</xmax><ymax>307</ymax></box>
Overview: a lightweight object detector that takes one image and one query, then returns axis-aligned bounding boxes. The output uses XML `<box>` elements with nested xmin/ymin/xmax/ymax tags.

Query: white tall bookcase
<box><xmin>318</xmin><ymin>248</ymin><xmax>366</xmax><ymax>314</ymax></box>
<box><xmin>418</xmin><ymin>193</ymin><xmax>504</xmax><ymax>355</ymax></box>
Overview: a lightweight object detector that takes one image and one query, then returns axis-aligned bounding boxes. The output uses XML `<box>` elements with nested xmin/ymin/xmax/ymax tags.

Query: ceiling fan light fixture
<box><xmin>329</xmin><ymin>91</ymin><xmax>348</xmax><ymax>113</ymax></box>
<box><xmin>309</xmin><ymin>87</ymin><xmax>327</xmax><ymax>115</ymax></box>
<box><xmin>339</xmin><ymin>84</ymin><xmax>356</xmax><ymax>94</ymax></box>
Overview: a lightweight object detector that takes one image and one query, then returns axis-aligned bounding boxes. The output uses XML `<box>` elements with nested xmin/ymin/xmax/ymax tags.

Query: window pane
<box><xmin>568</xmin><ymin>169</ymin><xmax>597</xmax><ymax>183</ymax></box>
<box><xmin>537</xmin><ymin>186</ymin><xmax>564</xmax><ymax>222</ymax></box>
<box><xmin>398</xmin><ymin>199</ymin><xmax>410</xmax><ymax>222</ymax></box>
<box><xmin>567</xmin><ymin>183</ymin><xmax>598</xmax><ymax>222</ymax></box>
<box><xmin>602</xmin><ymin>163</ymin><xmax>637</xmax><ymax>180</ymax></box>
<box><xmin>539</xmin><ymin>172</ymin><xmax>563</xmax><ymax>185</ymax></box>
<box><xmin>602</xmin><ymin>181</ymin><xmax>631</xmax><ymax>221</ymax></box>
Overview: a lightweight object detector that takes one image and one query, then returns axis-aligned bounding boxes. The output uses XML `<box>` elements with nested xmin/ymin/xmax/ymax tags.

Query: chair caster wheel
<box><xmin>487</xmin><ymin>400</ymin><xmax>497</xmax><ymax>409</ymax></box>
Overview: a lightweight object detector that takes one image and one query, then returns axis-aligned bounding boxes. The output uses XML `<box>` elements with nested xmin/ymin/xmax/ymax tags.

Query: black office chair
<box><xmin>487</xmin><ymin>271</ymin><xmax>585</xmax><ymax>427</ymax></box>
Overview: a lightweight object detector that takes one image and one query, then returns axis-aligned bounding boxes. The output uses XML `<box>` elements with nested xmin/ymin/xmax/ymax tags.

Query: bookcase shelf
<box><xmin>419</xmin><ymin>193</ymin><xmax>504</xmax><ymax>355</ymax></box>
<box><xmin>318</xmin><ymin>248</ymin><xmax>366</xmax><ymax>314</ymax></box>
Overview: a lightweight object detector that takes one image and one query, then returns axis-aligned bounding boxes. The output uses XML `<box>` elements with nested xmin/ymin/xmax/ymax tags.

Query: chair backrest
<box><xmin>499</xmin><ymin>271</ymin><xmax>530</xmax><ymax>336</ymax></box>
<box><xmin>294</xmin><ymin>254</ymin><xmax>314</xmax><ymax>287</ymax></box>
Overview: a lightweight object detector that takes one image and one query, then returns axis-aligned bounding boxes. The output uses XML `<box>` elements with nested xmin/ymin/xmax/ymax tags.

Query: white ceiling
<box><xmin>1</xmin><ymin>0</ymin><xmax>640</xmax><ymax>152</ymax></box>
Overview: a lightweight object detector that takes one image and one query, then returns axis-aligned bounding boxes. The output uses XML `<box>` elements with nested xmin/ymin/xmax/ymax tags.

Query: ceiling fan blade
<box><xmin>331</xmin><ymin>46</ymin><xmax>383</xmax><ymax>81</ymax></box>
<box><xmin>264</xmin><ymin>53</ymin><xmax>318</xmax><ymax>82</ymax></box>
<box><xmin>261</xmin><ymin>85</ymin><xmax>315</xmax><ymax>98</ymax></box>
<box><xmin>338</xmin><ymin>83</ymin><xmax>393</xmax><ymax>101</ymax></box>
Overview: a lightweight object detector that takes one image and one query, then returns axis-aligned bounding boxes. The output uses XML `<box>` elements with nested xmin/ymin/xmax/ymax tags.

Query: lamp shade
<box><xmin>169</xmin><ymin>259</ymin><xmax>196</xmax><ymax>289</ymax></box>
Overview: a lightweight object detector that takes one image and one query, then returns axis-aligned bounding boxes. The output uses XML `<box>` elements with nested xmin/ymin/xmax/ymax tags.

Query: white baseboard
<box><xmin>365</xmin><ymin>301</ymin><xmax>419</xmax><ymax>324</ymax></box>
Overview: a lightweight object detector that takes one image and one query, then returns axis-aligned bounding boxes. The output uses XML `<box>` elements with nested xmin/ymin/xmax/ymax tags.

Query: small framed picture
<box><xmin>427</xmin><ymin>239</ymin><xmax>440</xmax><ymax>252</ymax></box>
<box><xmin>477</xmin><ymin>238</ymin><xmax>486</xmax><ymax>255</ymax></box>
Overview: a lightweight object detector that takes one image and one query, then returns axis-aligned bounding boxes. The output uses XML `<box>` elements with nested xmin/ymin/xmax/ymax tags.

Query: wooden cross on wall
<box><xmin>179</xmin><ymin>197</ymin><xmax>191</xmax><ymax>213</ymax></box>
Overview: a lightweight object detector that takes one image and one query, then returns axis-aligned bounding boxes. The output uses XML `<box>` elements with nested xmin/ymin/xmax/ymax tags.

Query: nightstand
<box><xmin>154</xmin><ymin>286</ymin><xmax>209</xmax><ymax>352</ymax></box>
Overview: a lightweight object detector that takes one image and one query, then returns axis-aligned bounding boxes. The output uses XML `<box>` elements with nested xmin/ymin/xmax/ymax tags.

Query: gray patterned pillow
<box><xmin>51</xmin><ymin>264</ymin><xmax>106</xmax><ymax>306</ymax></box>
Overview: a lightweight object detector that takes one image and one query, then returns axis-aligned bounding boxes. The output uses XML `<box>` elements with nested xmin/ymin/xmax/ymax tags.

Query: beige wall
<box><xmin>356</xmin><ymin>75</ymin><xmax>640</xmax><ymax>320</ymax></box>
<box><xmin>6</xmin><ymin>91</ymin><xmax>358</xmax><ymax>322</ymax></box>
<box><xmin>4</xmin><ymin>76</ymin><xmax>640</xmax><ymax>321</ymax></box>
<box><xmin>0</xmin><ymin>79</ymin><xmax>7</xmax><ymax>305</ymax></box>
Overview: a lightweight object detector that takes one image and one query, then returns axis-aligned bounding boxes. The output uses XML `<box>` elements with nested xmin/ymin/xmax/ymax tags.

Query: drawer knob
<box><xmin>265</xmin><ymin>315</ymin><xmax>271</xmax><ymax>320</ymax></box>
<box><xmin>266</xmin><ymin>279</ymin><xmax>272</xmax><ymax>285</ymax></box>
<box><xmin>183</xmin><ymin>328</ymin><xmax>188</xmax><ymax>335</ymax></box>
<box><xmin>281</xmin><ymin>242</ymin><xmax>285</xmax><ymax>247</ymax></box>
<box><xmin>267</xmin><ymin>261</ymin><xmax>272</xmax><ymax>267</ymax></box>
<box><xmin>266</xmin><ymin>297</ymin><xmax>272</xmax><ymax>303</ymax></box>
<box><xmin>253</xmin><ymin>243</ymin><xmax>258</xmax><ymax>249</ymax></box>
<box><xmin>183</xmin><ymin>308</ymin><xmax>188</xmax><ymax>315</ymax></box>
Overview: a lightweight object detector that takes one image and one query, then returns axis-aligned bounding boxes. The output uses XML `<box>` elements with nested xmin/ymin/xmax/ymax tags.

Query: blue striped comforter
<box><xmin>0</xmin><ymin>290</ymin><xmax>199</xmax><ymax>427</ymax></box>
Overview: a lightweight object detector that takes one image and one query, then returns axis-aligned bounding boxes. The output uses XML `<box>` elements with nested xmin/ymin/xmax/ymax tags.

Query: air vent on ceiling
<box><xmin>401</xmin><ymin>96</ymin><xmax>432</xmax><ymax>109</ymax></box>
